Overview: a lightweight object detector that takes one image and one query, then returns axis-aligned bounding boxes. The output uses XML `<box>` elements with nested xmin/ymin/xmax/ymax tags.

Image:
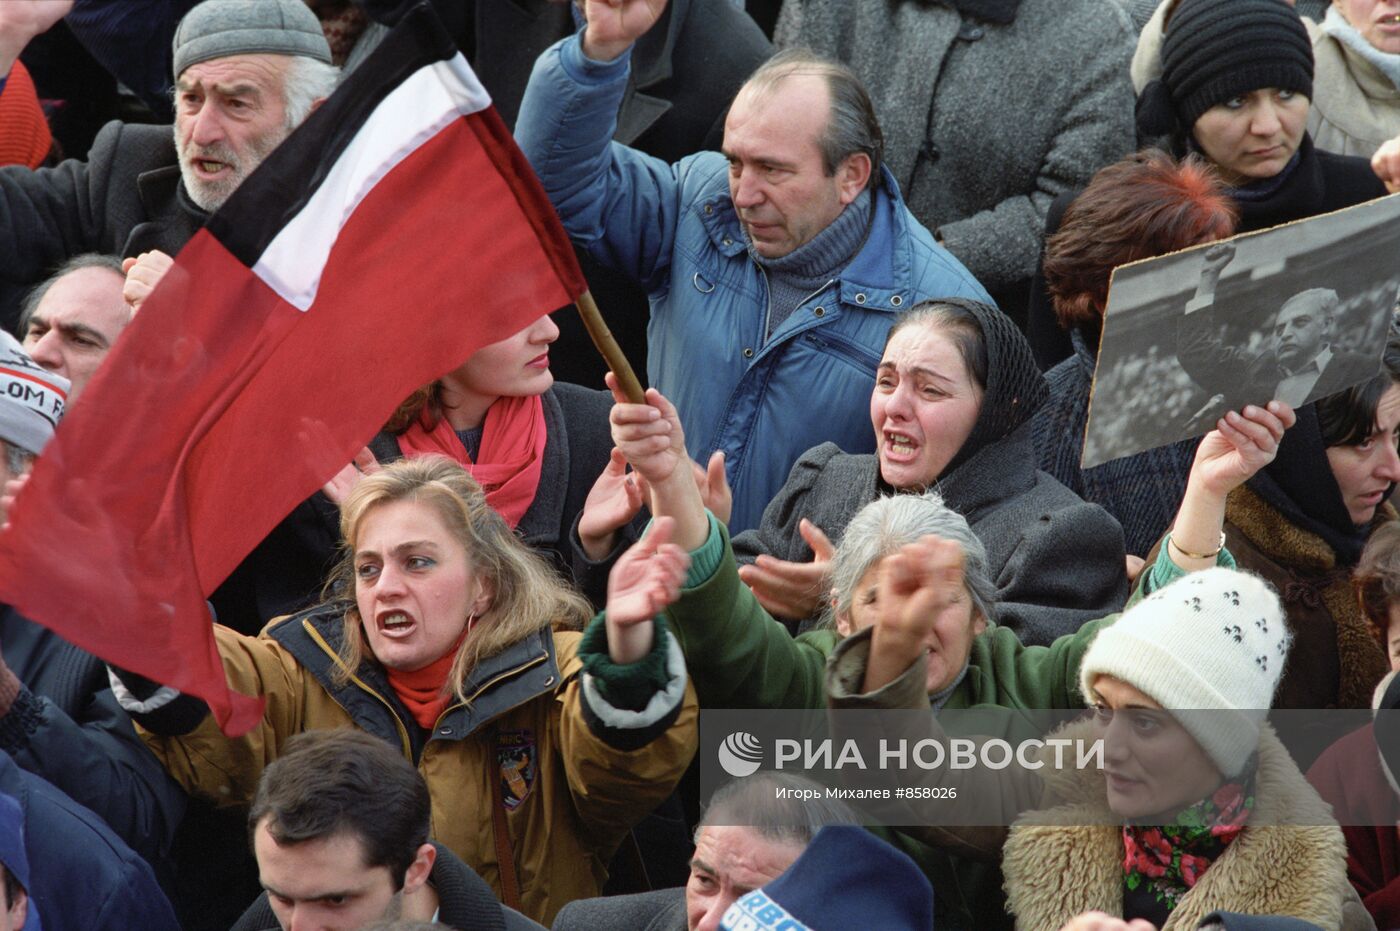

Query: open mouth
<box><xmin>377</xmin><ymin>611</ymin><xmax>417</xmax><ymax>637</ymax></box>
<box><xmin>883</xmin><ymin>431</ymin><xmax>919</xmax><ymax>460</ymax></box>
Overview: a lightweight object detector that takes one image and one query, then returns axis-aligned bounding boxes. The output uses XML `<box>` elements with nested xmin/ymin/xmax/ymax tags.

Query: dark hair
<box><xmin>1044</xmin><ymin>150</ymin><xmax>1237</xmax><ymax>330</ymax></box>
<box><xmin>248</xmin><ymin>729</ymin><xmax>430</xmax><ymax>889</ymax></box>
<box><xmin>885</xmin><ymin>301</ymin><xmax>988</xmax><ymax>392</ymax></box>
<box><xmin>1356</xmin><ymin>521</ymin><xmax>1400</xmax><ymax>646</ymax></box>
<box><xmin>17</xmin><ymin>253</ymin><xmax>126</xmax><ymax>338</ymax></box>
<box><xmin>698</xmin><ymin>772</ymin><xmax>857</xmax><ymax>845</ymax></box>
<box><xmin>742</xmin><ymin>48</ymin><xmax>883</xmax><ymax>180</ymax></box>
<box><xmin>1318</xmin><ymin>333</ymin><xmax>1400</xmax><ymax>448</ymax></box>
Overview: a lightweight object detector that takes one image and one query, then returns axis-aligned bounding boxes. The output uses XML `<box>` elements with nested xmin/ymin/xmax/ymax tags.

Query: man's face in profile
<box><xmin>1274</xmin><ymin>291</ymin><xmax>1329</xmax><ymax>373</ymax></box>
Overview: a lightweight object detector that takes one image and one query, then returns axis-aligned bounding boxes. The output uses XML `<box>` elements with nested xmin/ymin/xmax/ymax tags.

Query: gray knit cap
<box><xmin>0</xmin><ymin>332</ymin><xmax>69</xmax><ymax>456</ymax></box>
<box><xmin>172</xmin><ymin>0</ymin><xmax>332</xmax><ymax>79</ymax></box>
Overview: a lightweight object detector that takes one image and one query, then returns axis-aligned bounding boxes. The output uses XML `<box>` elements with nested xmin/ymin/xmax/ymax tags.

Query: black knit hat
<box><xmin>1136</xmin><ymin>0</ymin><xmax>1313</xmax><ymax>138</ymax></box>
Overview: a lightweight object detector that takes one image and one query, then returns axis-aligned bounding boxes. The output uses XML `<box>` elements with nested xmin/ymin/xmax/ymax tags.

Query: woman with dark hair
<box><xmin>730</xmin><ymin>298</ymin><xmax>1128</xmax><ymax>645</ymax></box>
<box><xmin>1134</xmin><ymin>0</ymin><xmax>1387</xmax><ymax>227</ymax></box>
<box><xmin>1175</xmin><ymin>336</ymin><xmax>1400</xmax><ymax>713</ymax></box>
<box><xmin>1029</xmin><ymin>0</ymin><xmax>1389</xmax><ymax>369</ymax></box>
<box><xmin>1032</xmin><ymin>150</ymin><xmax>1238</xmax><ymax>557</ymax></box>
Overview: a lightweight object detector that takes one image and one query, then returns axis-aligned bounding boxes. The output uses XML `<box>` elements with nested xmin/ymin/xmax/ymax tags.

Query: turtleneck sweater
<box><xmin>750</xmin><ymin>187</ymin><xmax>873</xmax><ymax>340</ymax></box>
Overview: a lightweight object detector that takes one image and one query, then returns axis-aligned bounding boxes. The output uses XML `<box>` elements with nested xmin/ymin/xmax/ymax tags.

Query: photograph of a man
<box><xmin>1082</xmin><ymin>192</ymin><xmax>1400</xmax><ymax>470</ymax></box>
<box><xmin>1178</xmin><ymin>241</ymin><xmax>1378</xmax><ymax>433</ymax></box>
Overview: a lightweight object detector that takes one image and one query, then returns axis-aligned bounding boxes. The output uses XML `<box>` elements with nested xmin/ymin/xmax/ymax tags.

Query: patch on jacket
<box><xmin>497</xmin><ymin>729</ymin><xmax>536</xmax><ymax>811</ymax></box>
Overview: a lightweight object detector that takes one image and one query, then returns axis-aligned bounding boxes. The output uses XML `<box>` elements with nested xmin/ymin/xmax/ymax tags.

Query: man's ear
<box><xmin>8</xmin><ymin>887</ymin><xmax>26</xmax><ymax>929</ymax></box>
<box><xmin>403</xmin><ymin>842</ymin><xmax>436</xmax><ymax>894</ymax></box>
<box><xmin>836</xmin><ymin>152</ymin><xmax>873</xmax><ymax>205</ymax></box>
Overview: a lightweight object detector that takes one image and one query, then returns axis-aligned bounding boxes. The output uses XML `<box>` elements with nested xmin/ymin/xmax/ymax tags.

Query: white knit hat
<box><xmin>1079</xmin><ymin>567</ymin><xmax>1290</xmax><ymax>777</ymax></box>
<box><xmin>0</xmin><ymin>331</ymin><xmax>68</xmax><ymax>456</ymax></box>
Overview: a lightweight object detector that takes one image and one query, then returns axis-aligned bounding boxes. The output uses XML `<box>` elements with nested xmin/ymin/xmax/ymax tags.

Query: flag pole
<box><xmin>576</xmin><ymin>289</ymin><xmax>646</xmax><ymax>403</ymax></box>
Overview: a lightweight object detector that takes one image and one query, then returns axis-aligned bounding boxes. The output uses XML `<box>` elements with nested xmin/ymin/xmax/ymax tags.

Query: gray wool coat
<box><xmin>774</xmin><ymin>0</ymin><xmax>1137</xmax><ymax>295</ymax></box>
<box><xmin>732</xmin><ymin>427</ymin><xmax>1129</xmax><ymax>646</ymax></box>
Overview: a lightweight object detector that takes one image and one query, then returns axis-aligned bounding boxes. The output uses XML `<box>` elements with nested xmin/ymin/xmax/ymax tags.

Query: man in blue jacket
<box><xmin>515</xmin><ymin>0</ymin><xmax>991</xmax><ymax>532</ymax></box>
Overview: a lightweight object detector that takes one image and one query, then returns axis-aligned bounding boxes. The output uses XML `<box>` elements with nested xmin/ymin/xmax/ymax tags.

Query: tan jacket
<box><xmin>138</xmin><ymin>609</ymin><xmax>698</xmax><ymax>925</ymax></box>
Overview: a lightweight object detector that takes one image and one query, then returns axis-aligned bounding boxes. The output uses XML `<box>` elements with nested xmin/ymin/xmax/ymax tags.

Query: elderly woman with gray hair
<box><xmin>603</xmin><ymin>367</ymin><xmax>1294</xmax><ymax>928</ymax></box>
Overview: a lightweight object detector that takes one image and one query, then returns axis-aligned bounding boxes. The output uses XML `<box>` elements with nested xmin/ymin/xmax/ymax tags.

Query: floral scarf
<box><xmin>1121</xmin><ymin>779</ymin><xmax>1254</xmax><ymax>923</ymax></box>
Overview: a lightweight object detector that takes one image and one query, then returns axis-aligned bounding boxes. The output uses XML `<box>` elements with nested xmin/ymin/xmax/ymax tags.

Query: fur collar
<box><xmin>1227</xmin><ymin>484</ymin><xmax>1391</xmax><ymax>708</ymax></box>
<box><xmin>1002</xmin><ymin>721</ymin><xmax>1347</xmax><ymax>930</ymax></box>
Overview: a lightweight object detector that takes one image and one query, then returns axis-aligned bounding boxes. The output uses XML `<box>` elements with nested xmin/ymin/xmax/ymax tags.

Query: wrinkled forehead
<box><xmin>176</xmin><ymin>52</ymin><xmax>292</xmax><ymax>92</ymax></box>
<box><xmin>1277</xmin><ymin>288</ymin><xmax>1333</xmax><ymax>324</ymax></box>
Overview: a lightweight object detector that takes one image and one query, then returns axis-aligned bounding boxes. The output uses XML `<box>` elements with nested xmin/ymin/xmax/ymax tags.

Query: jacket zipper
<box><xmin>303</xmin><ymin>621</ymin><xmax>413</xmax><ymax>760</ymax></box>
<box><xmin>433</xmin><ymin>651</ymin><xmax>551</xmax><ymax>732</ymax></box>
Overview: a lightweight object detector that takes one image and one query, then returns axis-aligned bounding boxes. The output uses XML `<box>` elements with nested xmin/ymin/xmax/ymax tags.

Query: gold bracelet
<box><xmin>1167</xmin><ymin>531</ymin><xmax>1227</xmax><ymax>561</ymax></box>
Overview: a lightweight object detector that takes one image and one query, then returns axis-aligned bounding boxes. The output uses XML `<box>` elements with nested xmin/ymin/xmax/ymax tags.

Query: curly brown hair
<box><xmin>1043</xmin><ymin>149</ymin><xmax>1237</xmax><ymax>332</ymax></box>
<box><xmin>1356</xmin><ymin>521</ymin><xmax>1400</xmax><ymax>648</ymax></box>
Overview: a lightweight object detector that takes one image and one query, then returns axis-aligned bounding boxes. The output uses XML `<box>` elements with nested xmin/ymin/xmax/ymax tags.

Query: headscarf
<box><xmin>935</xmin><ymin>298</ymin><xmax>1049</xmax><ymax>480</ymax></box>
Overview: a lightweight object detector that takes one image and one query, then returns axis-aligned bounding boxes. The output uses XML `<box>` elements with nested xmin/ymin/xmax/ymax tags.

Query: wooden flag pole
<box><xmin>576</xmin><ymin>289</ymin><xmax>646</xmax><ymax>403</ymax></box>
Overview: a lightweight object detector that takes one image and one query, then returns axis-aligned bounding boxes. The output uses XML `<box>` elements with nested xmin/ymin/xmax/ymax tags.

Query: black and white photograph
<box><xmin>1083</xmin><ymin>194</ymin><xmax>1400</xmax><ymax>470</ymax></box>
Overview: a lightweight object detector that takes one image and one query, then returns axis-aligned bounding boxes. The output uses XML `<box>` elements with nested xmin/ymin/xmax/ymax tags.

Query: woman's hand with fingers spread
<box><xmin>579</xmin><ymin>448</ymin><xmax>645</xmax><ymax>560</ymax></box>
<box><xmin>605</xmin><ymin>516</ymin><xmax>691</xmax><ymax>664</ymax></box>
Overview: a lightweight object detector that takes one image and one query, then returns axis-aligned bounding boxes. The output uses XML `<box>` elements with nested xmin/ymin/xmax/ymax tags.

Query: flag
<box><xmin>0</xmin><ymin>1</ymin><xmax>585</xmax><ymax>735</ymax></box>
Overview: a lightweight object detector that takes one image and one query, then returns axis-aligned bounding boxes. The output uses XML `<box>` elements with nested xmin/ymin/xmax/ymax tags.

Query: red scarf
<box><xmin>396</xmin><ymin>394</ymin><xmax>546</xmax><ymax>529</ymax></box>
<box><xmin>384</xmin><ymin>629</ymin><xmax>469</xmax><ymax>731</ymax></box>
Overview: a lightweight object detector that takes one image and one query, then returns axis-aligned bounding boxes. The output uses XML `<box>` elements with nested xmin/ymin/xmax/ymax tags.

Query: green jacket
<box><xmin>664</xmin><ymin>516</ymin><xmax>1224</xmax><ymax>930</ymax></box>
<box><xmin>665</xmin><ymin>518</ymin><xmax>1163</xmax><ymax>713</ymax></box>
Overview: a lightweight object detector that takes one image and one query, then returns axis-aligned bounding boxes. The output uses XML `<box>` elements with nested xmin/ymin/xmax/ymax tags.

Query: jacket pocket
<box><xmin>802</xmin><ymin>330</ymin><xmax>882</xmax><ymax>373</ymax></box>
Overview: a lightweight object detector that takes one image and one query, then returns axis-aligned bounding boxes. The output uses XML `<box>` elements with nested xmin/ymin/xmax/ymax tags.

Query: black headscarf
<box><xmin>1246</xmin><ymin>403</ymin><xmax>1372</xmax><ymax>566</ymax></box>
<box><xmin>936</xmin><ymin>298</ymin><xmax>1049</xmax><ymax>480</ymax></box>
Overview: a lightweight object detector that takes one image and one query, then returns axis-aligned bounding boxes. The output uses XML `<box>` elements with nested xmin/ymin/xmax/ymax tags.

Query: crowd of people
<box><xmin>2</xmin><ymin>0</ymin><xmax>1400</xmax><ymax>928</ymax></box>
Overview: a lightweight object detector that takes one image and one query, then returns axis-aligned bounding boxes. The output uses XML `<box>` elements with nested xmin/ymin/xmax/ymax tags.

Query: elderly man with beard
<box><xmin>0</xmin><ymin>0</ymin><xmax>338</xmax><ymax>331</ymax></box>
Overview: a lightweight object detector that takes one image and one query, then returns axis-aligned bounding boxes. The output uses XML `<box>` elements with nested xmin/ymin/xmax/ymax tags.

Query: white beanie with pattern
<box><xmin>1078</xmin><ymin>567</ymin><xmax>1290</xmax><ymax>777</ymax></box>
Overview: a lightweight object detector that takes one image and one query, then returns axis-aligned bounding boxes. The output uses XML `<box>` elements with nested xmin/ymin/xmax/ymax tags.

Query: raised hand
<box><xmin>321</xmin><ymin>447</ymin><xmax>380</xmax><ymax>506</ymax></box>
<box><xmin>1192</xmin><ymin>401</ymin><xmax>1294</xmax><ymax>500</ymax></box>
<box><xmin>1199</xmin><ymin>241</ymin><xmax>1236</xmax><ymax>280</ymax></box>
<box><xmin>121</xmin><ymin>250</ymin><xmax>175</xmax><ymax>312</ymax></box>
<box><xmin>581</xmin><ymin>0</ymin><xmax>669</xmax><ymax>62</ymax></box>
<box><xmin>0</xmin><ymin>0</ymin><xmax>73</xmax><ymax>73</ymax></box>
<box><xmin>605</xmin><ymin>516</ymin><xmax>691</xmax><ymax>664</ymax></box>
<box><xmin>579</xmin><ymin>448</ymin><xmax>645</xmax><ymax>560</ymax></box>
<box><xmin>737</xmin><ymin>518</ymin><xmax>835</xmax><ymax>621</ymax></box>
<box><xmin>697</xmin><ymin>450</ymin><xmax>731</xmax><ymax>527</ymax></box>
<box><xmin>863</xmin><ymin>535</ymin><xmax>967</xmax><ymax>693</ymax></box>
<box><xmin>606</xmin><ymin>372</ymin><xmax>689</xmax><ymax>488</ymax></box>
<box><xmin>0</xmin><ymin>473</ymin><xmax>30</xmax><ymax>529</ymax></box>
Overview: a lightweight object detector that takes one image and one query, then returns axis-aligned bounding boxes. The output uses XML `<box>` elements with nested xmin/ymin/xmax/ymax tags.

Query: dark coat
<box><xmin>210</xmin><ymin>382</ymin><xmax>638</xmax><ymax>634</ymax></box>
<box><xmin>0</xmin><ymin>120</ymin><xmax>202</xmax><ymax>330</ymax></box>
<box><xmin>1032</xmin><ymin>329</ymin><xmax>1199</xmax><ymax>557</ymax></box>
<box><xmin>551</xmin><ymin>887</ymin><xmax>685</xmax><ymax>931</ymax></box>
<box><xmin>731</xmin><ymin>428</ymin><xmax>1129</xmax><ymax>646</ymax></box>
<box><xmin>231</xmin><ymin>842</ymin><xmax>539</xmax><ymax>931</ymax></box>
<box><xmin>0</xmin><ymin>750</ymin><xmax>180</xmax><ymax>931</ymax></box>
<box><xmin>0</xmin><ymin>606</ymin><xmax>184</xmax><ymax>879</ymax></box>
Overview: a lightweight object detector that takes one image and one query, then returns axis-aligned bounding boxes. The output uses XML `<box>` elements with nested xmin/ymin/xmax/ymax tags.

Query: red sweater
<box><xmin>0</xmin><ymin>62</ymin><xmax>51</xmax><ymax>168</ymax></box>
<box><xmin>1309</xmin><ymin>723</ymin><xmax>1400</xmax><ymax>930</ymax></box>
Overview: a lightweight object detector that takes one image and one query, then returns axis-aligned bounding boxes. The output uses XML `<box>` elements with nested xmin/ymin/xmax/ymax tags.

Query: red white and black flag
<box><xmin>0</xmin><ymin>1</ymin><xmax>585</xmax><ymax>734</ymax></box>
